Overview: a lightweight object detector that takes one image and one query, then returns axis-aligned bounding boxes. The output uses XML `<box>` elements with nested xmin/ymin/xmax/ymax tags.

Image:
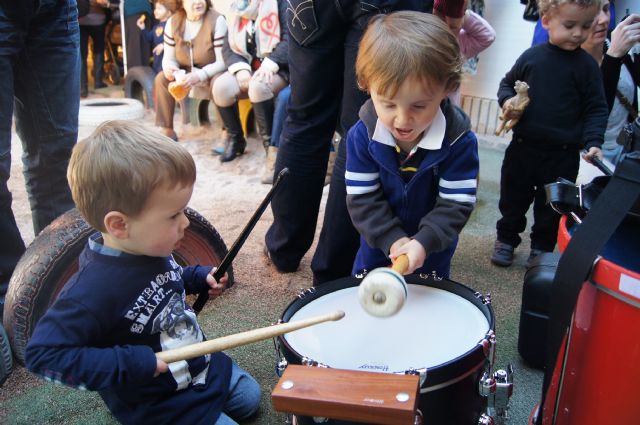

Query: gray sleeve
<box><xmin>413</xmin><ymin>197</ymin><xmax>474</xmax><ymax>254</ymax></box>
<box><xmin>347</xmin><ymin>189</ymin><xmax>407</xmax><ymax>255</ymax></box>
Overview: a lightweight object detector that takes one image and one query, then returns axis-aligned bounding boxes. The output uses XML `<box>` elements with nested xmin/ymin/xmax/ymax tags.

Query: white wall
<box><xmin>460</xmin><ymin>0</ymin><xmax>640</xmax><ymax>101</ymax></box>
<box><xmin>615</xmin><ymin>0</ymin><xmax>639</xmax><ymax>23</ymax></box>
<box><xmin>460</xmin><ymin>0</ymin><xmax>535</xmax><ymax>100</ymax></box>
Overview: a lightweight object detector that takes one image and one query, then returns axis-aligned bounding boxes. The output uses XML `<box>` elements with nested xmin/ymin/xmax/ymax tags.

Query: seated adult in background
<box><xmin>212</xmin><ymin>0</ymin><xmax>289</xmax><ymax>163</ymax></box>
<box><xmin>581</xmin><ymin>2</ymin><xmax>639</xmax><ymax>165</ymax></box>
<box><xmin>154</xmin><ymin>0</ymin><xmax>227</xmax><ymax>141</ymax></box>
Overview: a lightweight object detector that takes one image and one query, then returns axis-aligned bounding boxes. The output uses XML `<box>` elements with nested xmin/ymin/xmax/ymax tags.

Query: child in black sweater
<box><xmin>491</xmin><ymin>0</ymin><xmax>608</xmax><ymax>268</ymax></box>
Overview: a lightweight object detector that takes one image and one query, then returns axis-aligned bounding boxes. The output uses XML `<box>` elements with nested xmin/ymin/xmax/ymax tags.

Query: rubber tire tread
<box><xmin>78</xmin><ymin>98</ymin><xmax>144</xmax><ymax>126</ymax></box>
<box><xmin>3</xmin><ymin>207</ymin><xmax>231</xmax><ymax>365</ymax></box>
<box><xmin>124</xmin><ymin>65</ymin><xmax>155</xmax><ymax>109</ymax></box>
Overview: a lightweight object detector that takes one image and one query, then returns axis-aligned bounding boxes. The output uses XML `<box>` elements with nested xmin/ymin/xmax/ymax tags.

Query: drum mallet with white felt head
<box><xmin>358</xmin><ymin>254</ymin><xmax>409</xmax><ymax>317</ymax></box>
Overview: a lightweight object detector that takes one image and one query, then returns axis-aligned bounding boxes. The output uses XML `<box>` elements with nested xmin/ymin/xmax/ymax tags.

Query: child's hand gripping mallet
<box><xmin>357</xmin><ymin>254</ymin><xmax>409</xmax><ymax>317</ymax></box>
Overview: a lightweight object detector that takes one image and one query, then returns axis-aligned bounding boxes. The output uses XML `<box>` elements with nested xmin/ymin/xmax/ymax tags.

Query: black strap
<box><xmin>538</xmin><ymin>152</ymin><xmax>640</xmax><ymax>424</ymax></box>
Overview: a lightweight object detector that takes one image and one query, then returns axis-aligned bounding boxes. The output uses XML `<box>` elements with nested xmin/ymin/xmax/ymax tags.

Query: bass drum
<box><xmin>276</xmin><ymin>274</ymin><xmax>495</xmax><ymax>425</ymax></box>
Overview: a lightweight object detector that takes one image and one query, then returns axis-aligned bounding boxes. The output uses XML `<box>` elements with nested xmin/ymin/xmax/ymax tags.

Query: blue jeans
<box><xmin>0</xmin><ymin>0</ymin><xmax>79</xmax><ymax>297</ymax></box>
<box><xmin>270</xmin><ymin>85</ymin><xmax>291</xmax><ymax>148</ymax></box>
<box><xmin>215</xmin><ymin>362</ymin><xmax>261</xmax><ymax>425</ymax></box>
<box><xmin>266</xmin><ymin>0</ymin><xmax>428</xmax><ymax>279</ymax></box>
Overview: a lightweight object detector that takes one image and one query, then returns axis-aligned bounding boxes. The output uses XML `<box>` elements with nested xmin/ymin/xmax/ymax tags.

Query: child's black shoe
<box><xmin>491</xmin><ymin>241</ymin><xmax>514</xmax><ymax>267</ymax></box>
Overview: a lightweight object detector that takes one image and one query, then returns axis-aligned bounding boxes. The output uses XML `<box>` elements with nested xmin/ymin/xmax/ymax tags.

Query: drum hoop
<box><xmin>278</xmin><ymin>275</ymin><xmax>495</xmax><ymax>386</ymax></box>
<box><xmin>419</xmin><ymin>358</ymin><xmax>487</xmax><ymax>393</ymax></box>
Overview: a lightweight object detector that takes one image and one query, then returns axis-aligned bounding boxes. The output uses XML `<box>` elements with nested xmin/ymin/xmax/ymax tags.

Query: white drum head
<box><xmin>284</xmin><ymin>284</ymin><xmax>489</xmax><ymax>373</ymax></box>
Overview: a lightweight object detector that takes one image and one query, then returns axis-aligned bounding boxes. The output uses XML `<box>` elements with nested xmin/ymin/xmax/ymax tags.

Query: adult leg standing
<box><xmin>265</xmin><ymin>0</ymin><xmax>429</xmax><ymax>277</ymax></box>
<box><xmin>80</xmin><ymin>23</ymin><xmax>106</xmax><ymax>96</ymax></box>
<box><xmin>79</xmin><ymin>23</ymin><xmax>90</xmax><ymax>96</ymax></box>
<box><xmin>0</xmin><ymin>0</ymin><xmax>80</xmax><ymax>314</ymax></box>
<box><xmin>310</xmin><ymin>22</ymin><xmax>369</xmax><ymax>284</ymax></box>
<box><xmin>124</xmin><ymin>5</ymin><xmax>151</xmax><ymax>69</ymax></box>
<box><xmin>265</xmin><ymin>3</ymin><xmax>350</xmax><ymax>273</ymax></box>
<box><xmin>88</xmin><ymin>23</ymin><xmax>106</xmax><ymax>89</ymax></box>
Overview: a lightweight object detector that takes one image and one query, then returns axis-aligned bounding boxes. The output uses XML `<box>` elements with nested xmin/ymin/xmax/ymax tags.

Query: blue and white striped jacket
<box><xmin>345</xmin><ymin>99</ymin><xmax>479</xmax><ymax>277</ymax></box>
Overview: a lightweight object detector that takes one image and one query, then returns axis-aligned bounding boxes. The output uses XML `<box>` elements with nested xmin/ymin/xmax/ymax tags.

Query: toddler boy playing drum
<box><xmin>346</xmin><ymin>11</ymin><xmax>479</xmax><ymax>278</ymax></box>
<box><xmin>25</xmin><ymin>121</ymin><xmax>261</xmax><ymax>425</ymax></box>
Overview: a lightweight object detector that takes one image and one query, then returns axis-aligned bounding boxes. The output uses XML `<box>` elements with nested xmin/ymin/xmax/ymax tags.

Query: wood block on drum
<box><xmin>271</xmin><ymin>365</ymin><xmax>420</xmax><ymax>425</ymax></box>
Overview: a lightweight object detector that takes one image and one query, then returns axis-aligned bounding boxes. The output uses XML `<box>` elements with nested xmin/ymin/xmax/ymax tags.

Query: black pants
<box><xmin>496</xmin><ymin>139</ymin><xmax>580</xmax><ymax>251</ymax></box>
<box><xmin>265</xmin><ymin>0</ymin><xmax>428</xmax><ymax>283</ymax></box>
<box><xmin>124</xmin><ymin>13</ymin><xmax>150</xmax><ymax>69</ymax></box>
<box><xmin>80</xmin><ymin>23</ymin><xmax>105</xmax><ymax>88</ymax></box>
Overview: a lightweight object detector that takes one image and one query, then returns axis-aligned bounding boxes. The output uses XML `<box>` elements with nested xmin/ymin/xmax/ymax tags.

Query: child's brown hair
<box><xmin>67</xmin><ymin>120</ymin><xmax>196</xmax><ymax>231</ymax></box>
<box><xmin>356</xmin><ymin>11</ymin><xmax>463</xmax><ymax>98</ymax></box>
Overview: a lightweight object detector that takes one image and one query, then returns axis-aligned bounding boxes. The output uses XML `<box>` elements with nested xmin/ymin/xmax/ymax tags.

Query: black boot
<box><xmin>217</xmin><ymin>103</ymin><xmax>247</xmax><ymax>163</ymax></box>
<box><xmin>93</xmin><ymin>53</ymin><xmax>106</xmax><ymax>89</ymax></box>
<box><xmin>252</xmin><ymin>99</ymin><xmax>275</xmax><ymax>153</ymax></box>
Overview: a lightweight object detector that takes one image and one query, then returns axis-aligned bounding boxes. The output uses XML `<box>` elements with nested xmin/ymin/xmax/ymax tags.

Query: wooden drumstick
<box><xmin>358</xmin><ymin>254</ymin><xmax>409</xmax><ymax>318</ymax></box>
<box><xmin>156</xmin><ymin>310</ymin><xmax>345</xmax><ymax>364</ymax></box>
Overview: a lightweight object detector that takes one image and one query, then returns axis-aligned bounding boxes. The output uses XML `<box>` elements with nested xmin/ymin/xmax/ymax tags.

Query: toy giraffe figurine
<box><xmin>495</xmin><ymin>80</ymin><xmax>530</xmax><ymax>136</ymax></box>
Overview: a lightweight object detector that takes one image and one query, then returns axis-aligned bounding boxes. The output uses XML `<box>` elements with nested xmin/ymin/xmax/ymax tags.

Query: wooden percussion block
<box><xmin>271</xmin><ymin>365</ymin><xmax>420</xmax><ymax>425</ymax></box>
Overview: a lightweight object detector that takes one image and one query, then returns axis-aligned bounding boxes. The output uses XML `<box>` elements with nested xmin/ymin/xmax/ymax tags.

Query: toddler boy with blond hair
<box><xmin>26</xmin><ymin>121</ymin><xmax>260</xmax><ymax>425</ymax></box>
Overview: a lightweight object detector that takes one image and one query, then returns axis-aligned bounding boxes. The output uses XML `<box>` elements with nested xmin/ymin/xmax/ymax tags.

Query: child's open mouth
<box><xmin>396</xmin><ymin>128</ymin><xmax>413</xmax><ymax>138</ymax></box>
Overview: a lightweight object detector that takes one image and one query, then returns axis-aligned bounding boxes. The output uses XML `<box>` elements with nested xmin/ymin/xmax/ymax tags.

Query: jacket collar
<box><xmin>359</xmin><ymin>97</ymin><xmax>470</xmax><ymax>148</ymax></box>
<box><xmin>371</xmin><ymin>108</ymin><xmax>446</xmax><ymax>151</ymax></box>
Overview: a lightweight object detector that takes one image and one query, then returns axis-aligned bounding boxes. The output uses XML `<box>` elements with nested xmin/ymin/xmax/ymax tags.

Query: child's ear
<box><xmin>540</xmin><ymin>13</ymin><xmax>551</xmax><ymax>30</ymax></box>
<box><xmin>104</xmin><ymin>211</ymin><xmax>130</xmax><ymax>240</ymax></box>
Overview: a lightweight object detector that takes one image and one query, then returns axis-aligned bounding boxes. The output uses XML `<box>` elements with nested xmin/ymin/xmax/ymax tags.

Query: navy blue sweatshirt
<box><xmin>497</xmin><ymin>42</ymin><xmax>608</xmax><ymax>150</ymax></box>
<box><xmin>25</xmin><ymin>242</ymin><xmax>232</xmax><ymax>425</ymax></box>
<box><xmin>142</xmin><ymin>20</ymin><xmax>167</xmax><ymax>74</ymax></box>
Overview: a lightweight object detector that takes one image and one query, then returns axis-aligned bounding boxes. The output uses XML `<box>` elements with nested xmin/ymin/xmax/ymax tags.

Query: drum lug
<box><xmin>479</xmin><ymin>330</ymin><xmax>496</xmax><ymax>362</ymax></box>
<box><xmin>355</xmin><ymin>269</ymin><xmax>369</xmax><ymax>278</ymax></box>
<box><xmin>272</xmin><ymin>335</ymin><xmax>288</xmax><ymax>377</ymax></box>
<box><xmin>301</xmin><ymin>356</ymin><xmax>329</xmax><ymax>368</ymax></box>
<box><xmin>276</xmin><ymin>358</ymin><xmax>288</xmax><ymax>377</ymax></box>
<box><xmin>417</xmin><ymin>271</ymin><xmax>443</xmax><ymax>281</ymax></box>
<box><xmin>479</xmin><ymin>364</ymin><xmax>514</xmax><ymax>425</ymax></box>
<box><xmin>475</xmin><ymin>291</ymin><xmax>492</xmax><ymax>305</ymax></box>
<box><xmin>414</xmin><ymin>408</ymin><xmax>424</xmax><ymax>425</ymax></box>
<box><xmin>405</xmin><ymin>367</ymin><xmax>428</xmax><ymax>387</ymax></box>
<box><xmin>297</xmin><ymin>287</ymin><xmax>317</xmax><ymax>299</ymax></box>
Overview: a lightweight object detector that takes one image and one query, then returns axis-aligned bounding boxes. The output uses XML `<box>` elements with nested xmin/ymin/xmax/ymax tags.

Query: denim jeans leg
<box><xmin>0</xmin><ymin>3</ymin><xmax>29</xmax><ymax>298</ymax></box>
<box><xmin>270</xmin><ymin>85</ymin><xmax>291</xmax><ymax>148</ymax></box>
<box><xmin>216</xmin><ymin>362</ymin><xmax>261</xmax><ymax>424</ymax></box>
<box><xmin>0</xmin><ymin>78</ymin><xmax>26</xmax><ymax>299</ymax></box>
<box><xmin>13</xmin><ymin>0</ymin><xmax>80</xmax><ymax>235</ymax></box>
